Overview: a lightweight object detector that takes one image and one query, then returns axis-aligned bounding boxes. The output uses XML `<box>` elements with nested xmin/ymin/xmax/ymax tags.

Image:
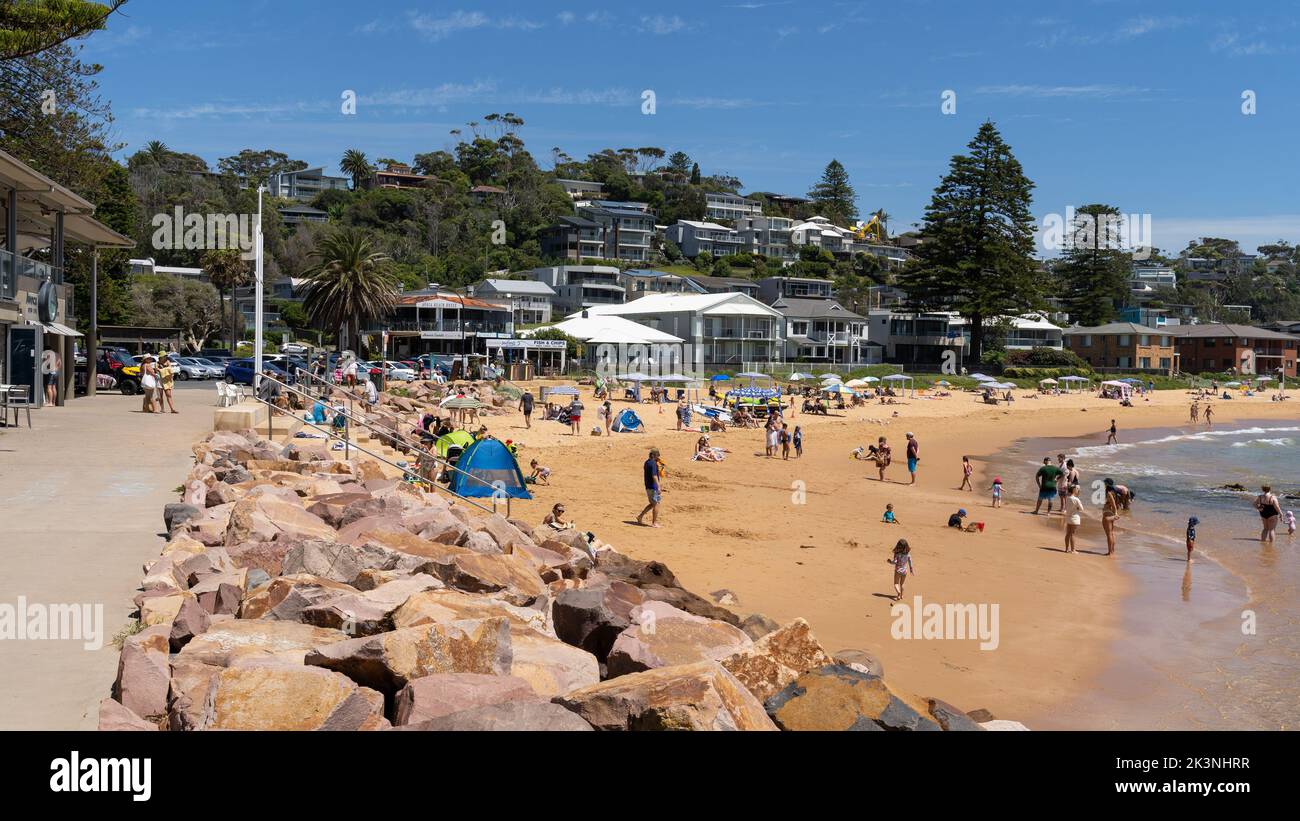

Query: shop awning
<box><xmin>39</xmin><ymin>322</ymin><xmax>82</xmax><ymax>337</ymax></box>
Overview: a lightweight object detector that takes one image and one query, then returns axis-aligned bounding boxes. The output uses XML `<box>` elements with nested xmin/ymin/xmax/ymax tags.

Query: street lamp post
<box><xmin>254</xmin><ymin>186</ymin><xmax>265</xmax><ymax>390</ymax></box>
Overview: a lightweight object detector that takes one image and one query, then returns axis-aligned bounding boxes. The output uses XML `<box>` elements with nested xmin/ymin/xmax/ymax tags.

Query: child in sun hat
<box><xmin>990</xmin><ymin>476</ymin><xmax>1003</xmax><ymax>508</ymax></box>
<box><xmin>1186</xmin><ymin>516</ymin><xmax>1199</xmax><ymax>563</ymax></box>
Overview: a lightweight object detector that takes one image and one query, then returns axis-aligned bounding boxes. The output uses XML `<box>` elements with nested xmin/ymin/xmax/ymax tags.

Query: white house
<box><xmin>576</xmin><ymin>291</ymin><xmax>785</xmax><ymax>368</ymax></box>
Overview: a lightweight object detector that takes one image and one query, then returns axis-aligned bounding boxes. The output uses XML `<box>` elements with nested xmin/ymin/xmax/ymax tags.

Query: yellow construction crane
<box><xmin>852</xmin><ymin>210</ymin><xmax>888</xmax><ymax>243</ymax></box>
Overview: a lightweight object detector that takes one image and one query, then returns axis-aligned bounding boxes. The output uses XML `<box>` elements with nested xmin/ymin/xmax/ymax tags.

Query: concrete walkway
<box><xmin>0</xmin><ymin>384</ymin><xmax>217</xmax><ymax>729</ymax></box>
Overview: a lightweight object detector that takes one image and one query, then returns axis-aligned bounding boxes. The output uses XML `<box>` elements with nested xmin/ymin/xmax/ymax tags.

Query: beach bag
<box><xmin>141</xmin><ymin>372</ymin><xmax>157</xmax><ymax>390</ymax></box>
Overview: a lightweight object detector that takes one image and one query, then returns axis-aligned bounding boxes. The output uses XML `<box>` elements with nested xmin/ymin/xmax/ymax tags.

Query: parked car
<box><xmin>173</xmin><ymin>357</ymin><xmax>211</xmax><ymax>380</ymax></box>
<box><xmin>382</xmin><ymin>360</ymin><xmax>417</xmax><ymax>381</ymax></box>
<box><xmin>98</xmin><ymin>348</ymin><xmax>142</xmax><ymax>395</ymax></box>
<box><xmin>192</xmin><ymin>357</ymin><xmax>227</xmax><ymax>377</ymax></box>
<box><xmin>224</xmin><ymin>359</ymin><xmax>287</xmax><ymax>386</ymax></box>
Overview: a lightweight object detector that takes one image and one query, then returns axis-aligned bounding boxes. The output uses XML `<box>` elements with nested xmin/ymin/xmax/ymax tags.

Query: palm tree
<box><xmin>339</xmin><ymin>149</ymin><xmax>372</xmax><ymax>191</ymax></box>
<box><xmin>144</xmin><ymin>140</ymin><xmax>170</xmax><ymax>167</ymax></box>
<box><xmin>202</xmin><ymin>248</ymin><xmax>250</xmax><ymax>350</ymax></box>
<box><xmin>301</xmin><ymin>227</ymin><xmax>397</xmax><ymax>354</ymax></box>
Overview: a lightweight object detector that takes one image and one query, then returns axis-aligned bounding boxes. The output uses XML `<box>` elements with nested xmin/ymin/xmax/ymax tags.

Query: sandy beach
<box><xmin>468</xmin><ymin>383</ymin><xmax>1297</xmax><ymax>725</ymax></box>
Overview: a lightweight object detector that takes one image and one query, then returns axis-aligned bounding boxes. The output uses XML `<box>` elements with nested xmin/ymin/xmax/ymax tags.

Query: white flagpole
<box><xmin>254</xmin><ymin>185</ymin><xmax>265</xmax><ymax>389</ymax></box>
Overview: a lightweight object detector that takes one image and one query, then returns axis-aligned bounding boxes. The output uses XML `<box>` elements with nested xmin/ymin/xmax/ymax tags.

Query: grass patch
<box><xmin>111</xmin><ymin>619</ymin><xmax>144</xmax><ymax>649</ymax></box>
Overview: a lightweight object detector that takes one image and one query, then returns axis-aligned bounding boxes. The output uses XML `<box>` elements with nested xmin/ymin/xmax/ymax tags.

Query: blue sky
<box><xmin>84</xmin><ymin>0</ymin><xmax>1300</xmax><ymax>256</ymax></box>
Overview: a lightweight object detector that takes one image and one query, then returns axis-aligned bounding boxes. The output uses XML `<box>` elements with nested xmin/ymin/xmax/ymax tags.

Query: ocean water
<box><xmin>994</xmin><ymin>421</ymin><xmax>1300</xmax><ymax>730</ymax></box>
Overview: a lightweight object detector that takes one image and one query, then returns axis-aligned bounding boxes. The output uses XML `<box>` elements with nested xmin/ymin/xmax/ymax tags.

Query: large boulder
<box><xmin>279</xmin><ymin>538</ymin><xmax>424</xmax><ymax>585</ymax></box>
<box><xmin>439</xmin><ymin>552</ymin><xmax>548</xmax><ymax>606</ymax></box>
<box><xmin>306</xmin><ymin>492</ymin><xmax>376</xmax><ymax>528</ymax></box>
<box><xmin>555</xmin><ymin>661</ymin><xmax>777</xmax><ymax>731</ymax></box>
<box><xmin>551</xmin><ymin>581</ymin><xmax>645</xmax><ymax>662</ymax></box>
<box><xmin>175</xmin><ymin>620</ymin><xmax>349</xmax><ymax>668</ymax></box>
<box><xmin>833</xmin><ymin>648</ymin><xmax>885</xmax><ymax>679</ymax></box>
<box><xmin>168</xmin><ymin>597</ymin><xmax>212</xmax><ymax>651</ymax></box>
<box><xmin>476</xmin><ymin>514</ymin><xmax>533</xmax><ymax>552</ymax></box>
<box><xmin>763</xmin><ymin>665</ymin><xmax>941</xmax><ymax>732</ymax></box>
<box><xmin>606</xmin><ymin>601</ymin><xmax>752</xmax><ymax>679</ymax></box>
<box><xmin>238</xmin><ymin>574</ymin><xmax>359</xmax><ymax>622</ymax></box>
<box><xmin>224</xmin><ymin>495</ymin><xmax>335</xmax><ymax>546</ymax></box>
<box><xmin>98</xmin><ymin>698</ymin><xmax>158</xmax><ymax>731</ymax></box>
<box><xmin>114</xmin><ymin>625</ymin><xmax>171</xmax><ymax>721</ymax></box>
<box><xmin>304</xmin><ymin>618</ymin><xmax>512</xmax><ymax>695</ymax></box>
<box><xmin>194</xmin><ymin>665</ymin><xmax>387</xmax><ymax>730</ymax></box>
<box><xmin>163</xmin><ymin>502</ymin><xmax>202</xmax><ymax>535</ymax></box>
<box><xmin>299</xmin><ymin>575</ymin><xmax>443</xmax><ymax>636</ymax></box>
<box><xmin>188</xmin><ymin>572</ymin><xmax>245</xmax><ymax>616</ymax></box>
<box><xmin>720</xmin><ymin>618</ymin><xmax>833</xmax><ymax>703</ymax></box>
<box><xmin>639</xmin><ymin>585</ymin><xmax>741</xmax><ymax>626</ymax></box>
<box><xmin>392</xmin><ymin>588</ymin><xmax>551</xmax><ymax>636</ymax></box>
<box><xmin>740</xmin><ymin>613</ymin><xmax>780</xmax><ymax>641</ymax></box>
<box><xmin>392</xmin><ymin>673</ymin><xmax>538</xmax><ymax>726</ymax></box>
<box><xmin>926</xmin><ymin>697</ymin><xmax>985</xmax><ymax>731</ymax></box>
<box><xmin>508</xmin><ymin>630</ymin><xmax>600</xmax><ymax>697</ymax></box>
<box><xmin>405</xmin><ymin>701</ymin><xmax>592</xmax><ymax>731</ymax></box>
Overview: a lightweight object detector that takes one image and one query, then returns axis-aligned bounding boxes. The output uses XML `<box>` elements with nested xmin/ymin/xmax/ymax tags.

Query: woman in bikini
<box><xmin>1102</xmin><ymin>478</ymin><xmax>1121</xmax><ymax>556</ymax></box>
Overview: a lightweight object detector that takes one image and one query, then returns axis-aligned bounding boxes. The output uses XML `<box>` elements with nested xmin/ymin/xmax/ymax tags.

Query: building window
<box><xmin>1118</xmin><ymin>335</ymin><xmax>1130</xmax><ymax>346</ymax></box>
<box><xmin>1159</xmin><ymin>357</ymin><xmax>1171</xmax><ymax>369</ymax></box>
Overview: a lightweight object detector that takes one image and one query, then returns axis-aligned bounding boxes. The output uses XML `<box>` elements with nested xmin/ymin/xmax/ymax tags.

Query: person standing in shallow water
<box><xmin>1102</xmin><ymin>478</ymin><xmax>1121</xmax><ymax>556</ymax></box>
<box><xmin>1255</xmin><ymin>485</ymin><xmax>1281</xmax><ymax>544</ymax></box>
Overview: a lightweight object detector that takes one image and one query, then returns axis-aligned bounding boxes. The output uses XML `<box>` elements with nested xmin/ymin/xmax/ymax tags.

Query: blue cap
<box><xmin>1189</xmin><ymin>516</ymin><xmax>1199</xmax><ymax>525</ymax></box>
<box><xmin>958</xmin><ymin>509</ymin><xmax>967</xmax><ymax>517</ymax></box>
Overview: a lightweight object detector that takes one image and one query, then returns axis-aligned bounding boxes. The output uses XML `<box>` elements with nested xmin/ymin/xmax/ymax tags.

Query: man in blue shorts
<box><xmin>905</xmin><ymin>432</ymin><xmax>919</xmax><ymax>485</ymax></box>
<box><xmin>636</xmin><ymin>447</ymin><xmax>662</xmax><ymax>528</ymax></box>
<box><xmin>1033</xmin><ymin>457</ymin><xmax>1062</xmax><ymax>514</ymax></box>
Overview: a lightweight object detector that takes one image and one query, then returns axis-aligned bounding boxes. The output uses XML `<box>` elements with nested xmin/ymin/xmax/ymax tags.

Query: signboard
<box><xmin>415</xmin><ymin>299</ymin><xmax>464</xmax><ymax>310</ymax></box>
<box><xmin>486</xmin><ymin>338</ymin><xmax>567</xmax><ymax>350</ymax></box>
<box><xmin>420</xmin><ymin>330</ymin><xmax>464</xmax><ymax>340</ymax></box>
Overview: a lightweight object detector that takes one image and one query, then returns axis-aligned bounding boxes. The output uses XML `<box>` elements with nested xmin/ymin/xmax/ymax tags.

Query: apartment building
<box><xmin>557</xmin><ymin>178</ymin><xmax>605</xmax><ymax>200</ymax></box>
<box><xmin>866</xmin><ymin>311</ymin><xmax>1062</xmax><ymax>366</ymax></box>
<box><xmin>1166</xmin><ymin>323</ymin><xmax>1299</xmax><ymax>377</ymax></box>
<box><xmin>1063</xmin><ymin>322</ymin><xmax>1176</xmax><ymax>374</ymax></box>
<box><xmin>622</xmin><ymin>269</ymin><xmax>700</xmax><ymax>300</ymax></box>
<box><xmin>704</xmin><ymin>192</ymin><xmax>762</xmax><ymax>222</ymax></box>
<box><xmin>267</xmin><ymin>166</ymin><xmax>351</xmax><ymax>200</ymax></box>
<box><xmin>526</xmin><ymin>265</ymin><xmax>626</xmax><ymax>315</ymax></box>
<box><xmin>665</xmin><ymin>220</ymin><xmax>748</xmax><ymax>259</ymax></box>
<box><xmin>735</xmin><ymin>214</ymin><xmax>795</xmax><ymax>261</ymax></box>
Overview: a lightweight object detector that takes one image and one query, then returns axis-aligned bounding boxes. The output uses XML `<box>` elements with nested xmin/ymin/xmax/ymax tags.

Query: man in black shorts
<box><xmin>518</xmin><ymin>390</ymin><xmax>535</xmax><ymax>429</ymax></box>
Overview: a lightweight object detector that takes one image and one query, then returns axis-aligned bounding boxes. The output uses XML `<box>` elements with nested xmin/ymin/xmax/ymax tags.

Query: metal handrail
<box><xmin>247</xmin><ymin>391</ymin><xmax>501</xmax><ymax>514</ymax></box>
<box><xmin>253</xmin><ymin>375</ymin><xmax>513</xmax><ymax>514</ymax></box>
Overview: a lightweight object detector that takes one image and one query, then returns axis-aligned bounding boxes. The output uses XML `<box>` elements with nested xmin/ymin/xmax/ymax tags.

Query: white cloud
<box><xmin>639</xmin><ymin>15</ymin><xmax>688</xmax><ymax>35</ymax></box>
<box><xmin>1210</xmin><ymin>31</ymin><xmax>1286</xmax><ymax>56</ymax></box>
<box><xmin>365</xmin><ymin>10</ymin><xmax>546</xmax><ymax>41</ymax></box>
<box><xmin>557</xmin><ymin>11</ymin><xmax>575</xmax><ymax>25</ymax></box>
<box><xmin>976</xmin><ymin>84</ymin><xmax>1152</xmax><ymax>99</ymax></box>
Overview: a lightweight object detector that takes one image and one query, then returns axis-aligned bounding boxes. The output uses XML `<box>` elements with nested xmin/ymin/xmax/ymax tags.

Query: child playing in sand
<box><xmin>528</xmin><ymin>459</ymin><xmax>551</xmax><ymax>485</ymax></box>
<box><xmin>793</xmin><ymin>426</ymin><xmax>803</xmax><ymax>458</ymax></box>
<box><xmin>960</xmin><ymin>455</ymin><xmax>973</xmax><ymax>491</ymax></box>
<box><xmin>882</xmin><ymin>503</ymin><xmax>898</xmax><ymax>524</ymax></box>
<box><xmin>1186</xmin><ymin>516</ymin><xmax>1198</xmax><ymax>563</ymax></box>
<box><xmin>990</xmin><ymin>476</ymin><xmax>1003</xmax><ymax>508</ymax></box>
<box><xmin>887</xmin><ymin>539</ymin><xmax>914</xmax><ymax>602</ymax></box>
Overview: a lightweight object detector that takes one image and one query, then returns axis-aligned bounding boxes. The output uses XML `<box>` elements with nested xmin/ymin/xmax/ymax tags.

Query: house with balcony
<box><xmin>468</xmin><ymin>278</ymin><xmax>556</xmax><ymax>325</ymax></box>
<box><xmin>770</xmin><ymin>297</ymin><xmax>871</xmax><ymax>364</ymax></box>
<box><xmin>363</xmin><ymin>162</ymin><xmax>434</xmax><ymax>191</ymax></box>
<box><xmin>267</xmin><ymin>166</ymin><xmax>351</xmax><ymax>200</ymax></box>
<box><xmin>867</xmin><ymin>310</ymin><xmax>966</xmax><ymax>367</ymax></box>
<box><xmin>704</xmin><ymin>192</ymin><xmax>762</xmax><ymax>223</ymax></box>
<box><xmin>576</xmin><ymin>202</ymin><xmax>654</xmax><ymax>262</ymax></box>
<box><xmin>577</xmin><ymin>292</ymin><xmax>785</xmax><ymax>368</ymax></box>
<box><xmin>665</xmin><ymin>220</ymin><xmax>747</xmax><ymax>259</ymax></box>
<box><xmin>557</xmin><ymin>178</ymin><xmax>605</xmax><ymax>200</ymax></box>
<box><xmin>735</xmin><ymin>214</ymin><xmax>795</xmax><ymax>262</ymax></box>
<box><xmin>682</xmin><ymin>274</ymin><xmax>761</xmax><ymax>300</ymax></box>
<box><xmin>757</xmin><ymin>276</ymin><xmax>834</xmax><ymax>302</ymax></box>
<box><xmin>366</xmin><ymin>289</ymin><xmax>514</xmax><ymax>360</ymax></box>
<box><xmin>526</xmin><ymin>265</ymin><xmax>626</xmax><ymax>316</ymax></box>
<box><xmin>1063</xmin><ymin>322</ymin><xmax>1176</xmax><ymax>374</ymax></box>
<box><xmin>279</xmin><ymin>204</ymin><xmax>329</xmax><ymax>228</ymax></box>
<box><xmin>540</xmin><ymin>215</ymin><xmax>606</xmax><ymax>262</ymax></box>
<box><xmin>1</xmin><ymin>147</ymin><xmax>134</xmax><ymax>405</ymax></box>
<box><xmin>1165</xmin><ymin>323</ymin><xmax>1299</xmax><ymax>377</ymax></box>
<box><xmin>128</xmin><ymin>257</ymin><xmax>208</xmax><ymax>284</ymax></box>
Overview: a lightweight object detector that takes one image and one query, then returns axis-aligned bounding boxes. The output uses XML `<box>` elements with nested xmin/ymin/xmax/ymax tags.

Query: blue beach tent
<box><xmin>448</xmin><ymin>438</ymin><xmax>532</xmax><ymax>499</ymax></box>
<box><xmin>611</xmin><ymin>408</ymin><xmax>645</xmax><ymax>432</ymax></box>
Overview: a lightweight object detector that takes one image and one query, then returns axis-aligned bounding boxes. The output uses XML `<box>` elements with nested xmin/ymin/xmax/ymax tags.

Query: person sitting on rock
<box><xmin>542</xmin><ymin>503</ymin><xmax>572</xmax><ymax>530</ymax></box>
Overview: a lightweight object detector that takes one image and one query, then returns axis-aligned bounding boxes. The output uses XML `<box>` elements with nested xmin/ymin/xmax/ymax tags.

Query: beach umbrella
<box><xmin>1224</xmin><ymin>381</ymin><xmax>1242</xmax><ymax>388</ymax></box>
<box><xmin>1256</xmin><ymin>375</ymin><xmax>1274</xmax><ymax>382</ymax></box>
<box><xmin>882</xmin><ymin>374</ymin><xmax>910</xmax><ymax>381</ymax></box>
<box><xmin>860</xmin><ymin>376</ymin><xmax>880</xmax><ymax>383</ymax></box>
<box><xmin>935</xmin><ymin>379</ymin><xmax>951</xmax><ymax>386</ymax></box>
<box><xmin>1120</xmin><ymin>377</ymin><xmax>1143</xmax><ymax>384</ymax></box>
<box><xmin>787</xmin><ymin>372</ymin><xmax>814</xmax><ymax>381</ymax></box>
<box><xmin>969</xmin><ymin>372</ymin><xmax>993</xmax><ymax>381</ymax></box>
<box><xmin>822</xmin><ymin>383</ymin><xmax>855</xmax><ymax>395</ymax></box>
<box><xmin>845</xmin><ymin>378</ymin><xmax>870</xmax><ymax>388</ymax></box>
<box><xmin>819</xmin><ymin>373</ymin><xmax>842</xmax><ymax>382</ymax></box>
<box><xmin>1039</xmin><ymin>378</ymin><xmax>1058</xmax><ymax>385</ymax></box>
<box><xmin>1059</xmin><ymin>375</ymin><xmax>1089</xmax><ymax>381</ymax></box>
<box><xmin>617</xmin><ymin>373</ymin><xmax>650</xmax><ymax>381</ymax></box>
<box><xmin>737</xmin><ymin>371</ymin><xmax>768</xmax><ymax>379</ymax></box>
<box><xmin>710</xmin><ymin>374</ymin><xmax>731</xmax><ymax>381</ymax></box>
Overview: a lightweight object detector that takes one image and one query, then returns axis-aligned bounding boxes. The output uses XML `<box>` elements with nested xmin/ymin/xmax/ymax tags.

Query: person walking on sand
<box><xmin>567</xmin><ymin>396</ymin><xmax>584</xmax><ymax>436</ymax></box>
<box><xmin>990</xmin><ymin>475</ymin><xmax>1003</xmax><ymax>508</ymax></box>
<box><xmin>874</xmin><ymin>436</ymin><xmax>892</xmax><ymax>482</ymax></box>
<box><xmin>158</xmin><ymin>354</ymin><xmax>179</xmax><ymax>413</ymax></box>
<box><xmin>1063</xmin><ymin>486</ymin><xmax>1084</xmax><ymax>553</ymax></box>
<box><xmin>602</xmin><ymin>400</ymin><xmax>613</xmax><ymax>436</ymax></box>
<box><xmin>139</xmin><ymin>354</ymin><xmax>159</xmax><ymax>413</ymax></box>
<box><xmin>1033</xmin><ymin>457</ymin><xmax>1062</xmax><ymax>514</ymax></box>
<box><xmin>518</xmin><ymin>389</ymin><xmax>534</xmax><ymax>429</ymax></box>
<box><xmin>1204</xmin><ymin>405</ymin><xmax>1214</xmax><ymax>426</ymax></box>
<box><xmin>1190</xmin><ymin>401</ymin><xmax>1199</xmax><ymax>423</ymax></box>
<box><xmin>1186</xmin><ymin>516</ymin><xmax>1198</xmax><ymax>563</ymax></box>
<box><xmin>636</xmin><ymin>447</ymin><xmax>662</xmax><ymax>528</ymax></box>
<box><xmin>959</xmin><ymin>455</ymin><xmax>973</xmax><ymax>491</ymax></box>
<box><xmin>1107</xmin><ymin>419</ymin><xmax>1118</xmax><ymax>445</ymax></box>
<box><xmin>887</xmin><ymin>539</ymin><xmax>914</xmax><ymax>602</ymax></box>
<box><xmin>905</xmin><ymin>432</ymin><xmax>919</xmax><ymax>485</ymax></box>
<box><xmin>1054</xmin><ymin>454</ymin><xmax>1069</xmax><ymax>510</ymax></box>
<box><xmin>793</xmin><ymin>425</ymin><xmax>803</xmax><ymax>458</ymax></box>
<box><xmin>1102</xmin><ymin>478</ymin><xmax>1121</xmax><ymax>555</ymax></box>
<box><xmin>1255</xmin><ymin>485</ymin><xmax>1282</xmax><ymax>543</ymax></box>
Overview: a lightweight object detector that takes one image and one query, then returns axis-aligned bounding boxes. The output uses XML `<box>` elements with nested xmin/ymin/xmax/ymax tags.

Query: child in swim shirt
<box><xmin>882</xmin><ymin>503</ymin><xmax>897</xmax><ymax>524</ymax></box>
<box><xmin>1186</xmin><ymin>516</ymin><xmax>1198</xmax><ymax>563</ymax></box>
<box><xmin>991</xmin><ymin>476</ymin><xmax>1003</xmax><ymax>508</ymax></box>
